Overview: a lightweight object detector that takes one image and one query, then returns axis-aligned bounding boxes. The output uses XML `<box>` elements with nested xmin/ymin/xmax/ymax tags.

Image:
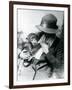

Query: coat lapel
<box><xmin>49</xmin><ymin>37</ymin><xmax>60</xmax><ymax>53</ymax></box>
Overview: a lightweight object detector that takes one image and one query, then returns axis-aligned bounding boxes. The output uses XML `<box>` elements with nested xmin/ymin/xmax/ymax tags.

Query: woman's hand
<box><xmin>40</xmin><ymin>43</ymin><xmax>49</xmax><ymax>54</ymax></box>
<box><xmin>38</xmin><ymin>35</ymin><xmax>49</xmax><ymax>54</ymax></box>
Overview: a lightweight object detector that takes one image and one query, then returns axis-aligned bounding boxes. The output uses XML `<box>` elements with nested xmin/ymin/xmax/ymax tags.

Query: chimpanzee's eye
<box><xmin>23</xmin><ymin>51</ymin><xmax>28</xmax><ymax>53</ymax></box>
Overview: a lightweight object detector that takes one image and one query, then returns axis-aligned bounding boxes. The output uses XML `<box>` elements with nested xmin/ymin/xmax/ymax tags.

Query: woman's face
<box><xmin>37</xmin><ymin>31</ymin><xmax>56</xmax><ymax>44</ymax></box>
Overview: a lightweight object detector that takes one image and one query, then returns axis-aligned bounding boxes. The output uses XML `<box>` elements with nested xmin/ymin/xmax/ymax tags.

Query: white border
<box><xmin>13</xmin><ymin>4</ymin><xmax>68</xmax><ymax>85</ymax></box>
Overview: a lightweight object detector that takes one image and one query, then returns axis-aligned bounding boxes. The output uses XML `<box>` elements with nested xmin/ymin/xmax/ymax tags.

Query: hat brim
<box><xmin>36</xmin><ymin>25</ymin><xmax>58</xmax><ymax>34</ymax></box>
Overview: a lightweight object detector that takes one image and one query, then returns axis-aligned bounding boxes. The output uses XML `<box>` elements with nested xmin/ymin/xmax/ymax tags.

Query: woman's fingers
<box><xmin>41</xmin><ymin>43</ymin><xmax>49</xmax><ymax>54</ymax></box>
<box><xmin>38</xmin><ymin>35</ymin><xmax>46</xmax><ymax>44</ymax></box>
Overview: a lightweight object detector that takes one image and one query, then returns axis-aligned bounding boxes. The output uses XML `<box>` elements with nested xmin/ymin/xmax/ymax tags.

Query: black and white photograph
<box><xmin>17</xmin><ymin>8</ymin><xmax>64</xmax><ymax>81</ymax></box>
<box><xmin>9</xmin><ymin>1</ymin><xmax>70</xmax><ymax>88</ymax></box>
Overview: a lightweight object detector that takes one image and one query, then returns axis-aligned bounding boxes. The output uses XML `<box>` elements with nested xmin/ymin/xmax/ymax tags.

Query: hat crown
<box><xmin>42</xmin><ymin>14</ymin><xmax>57</xmax><ymax>22</ymax></box>
<box><xmin>36</xmin><ymin>14</ymin><xmax>58</xmax><ymax>34</ymax></box>
<box><xmin>40</xmin><ymin>14</ymin><xmax>58</xmax><ymax>29</ymax></box>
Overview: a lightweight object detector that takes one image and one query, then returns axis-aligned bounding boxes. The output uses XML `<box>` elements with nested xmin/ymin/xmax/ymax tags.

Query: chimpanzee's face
<box><xmin>30</xmin><ymin>37</ymin><xmax>38</xmax><ymax>46</ymax></box>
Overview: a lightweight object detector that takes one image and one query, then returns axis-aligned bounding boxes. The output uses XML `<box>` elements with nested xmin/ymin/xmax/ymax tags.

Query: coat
<box><xmin>33</xmin><ymin>37</ymin><xmax>64</xmax><ymax>73</ymax></box>
<box><xmin>46</xmin><ymin>37</ymin><xmax>64</xmax><ymax>69</ymax></box>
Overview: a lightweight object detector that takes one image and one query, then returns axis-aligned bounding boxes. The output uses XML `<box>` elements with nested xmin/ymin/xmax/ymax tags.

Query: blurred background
<box><xmin>17</xmin><ymin>9</ymin><xmax>64</xmax><ymax>40</ymax></box>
